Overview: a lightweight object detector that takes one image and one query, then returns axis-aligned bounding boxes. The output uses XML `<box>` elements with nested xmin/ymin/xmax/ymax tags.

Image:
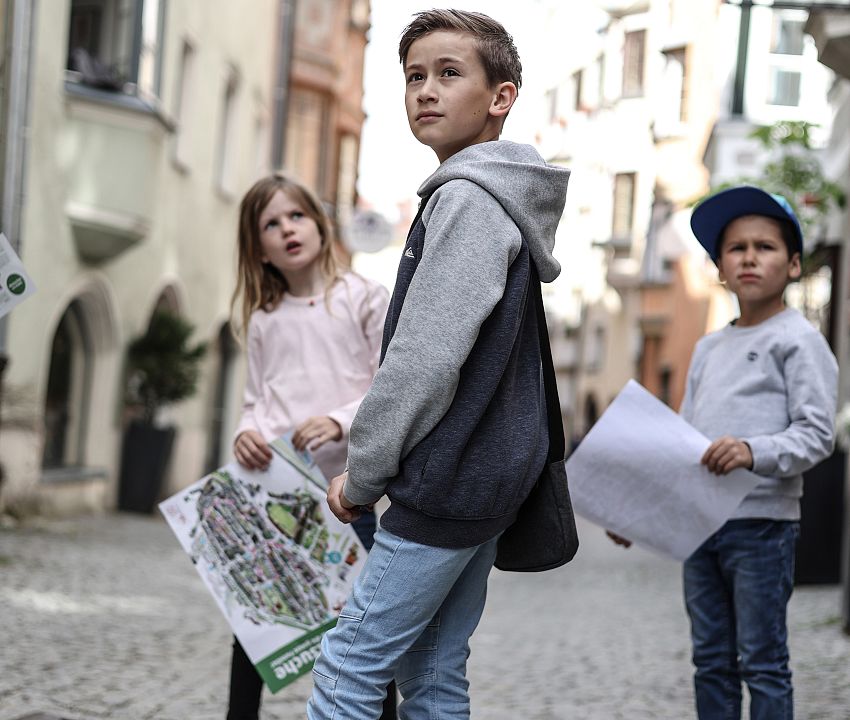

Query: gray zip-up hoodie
<box><xmin>343</xmin><ymin>141</ymin><xmax>569</xmax><ymax>544</ymax></box>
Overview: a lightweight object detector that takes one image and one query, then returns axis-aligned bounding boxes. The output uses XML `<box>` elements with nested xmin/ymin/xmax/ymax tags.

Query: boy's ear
<box><xmin>788</xmin><ymin>251</ymin><xmax>802</xmax><ymax>281</ymax></box>
<box><xmin>489</xmin><ymin>81</ymin><xmax>518</xmax><ymax>119</ymax></box>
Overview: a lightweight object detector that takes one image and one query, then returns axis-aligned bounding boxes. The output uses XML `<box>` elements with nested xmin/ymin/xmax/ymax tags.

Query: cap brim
<box><xmin>690</xmin><ymin>186</ymin><xmax>802</xmax><ymax>259</ymax></box>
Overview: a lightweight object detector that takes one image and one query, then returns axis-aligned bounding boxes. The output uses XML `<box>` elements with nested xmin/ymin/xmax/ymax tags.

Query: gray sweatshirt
<box><xmin>343</xmin><ymin>140</ymin><xmax>570</xmax><ymax>507</ymax></box>
<box><xmin>680</xmin><ymin>307</ymin><xmax>837</xmax><ymax>520</ymax></box>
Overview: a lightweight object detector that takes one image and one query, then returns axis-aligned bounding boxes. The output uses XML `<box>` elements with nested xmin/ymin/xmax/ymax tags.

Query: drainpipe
<box><xmin>0</xmin><ymin>0</ymin><xmax>36</xmax><ymax>487</ymax></box>
<box><xmin>731</xmin><ymin>0</ymin><xmax>752</xmax><ymax>116</ymax></box>
<box><xmin>271</xmin><ymin>0</ymin><xmax>297</xmax><ymax>170</ymax></box>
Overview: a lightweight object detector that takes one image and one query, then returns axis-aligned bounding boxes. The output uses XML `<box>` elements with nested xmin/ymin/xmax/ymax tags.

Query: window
<box><xmin>767</xmin><ymin>12</ymin><xmax>805</xmax><ymax>107</ymax></box>
<box><xmin>622</xmin><ymin>30</ymin><xmax>646</xmax><ymax>98</ymax></box>
<box><xmin>772</xmin><ymin>17</ymin><xmax>805</xmax><ymax>55</ymax></box>
<box><xmin>663</xmin><ymin>47</ymin><xmax>688</xmax><ymax>123</ymax></box>
<box><xmin>286</xmin><ymin>88</ymin><xmax>328</xmax><ymax>195</ymax></box>
<box><xmin>172</xmin><ymin>40</ymin><xmax>195</xmax><ymax>168</ymax></box>
<box><xmin>573</xmin><ymin>70</ymin><xmax>583</xmax><ymax>111</ymax></box>
<box><xmin>612</xmin><ymin>173</ymin><xmax>636</xmax><ymax>239</ymax></box>
<box><xmin>43</xmin><ymin>302</ymin><xmax>91</xmax><ymax>469</ymax></box>
<box><xmin>215</xmin><ymin>69</ymin><xmax>240</xmax><ymax>196</ymax></box>
<box><xmin>584</xmin><ymin>394</ymin><xmax>599</xmax><ymax>430</ymax></box>
<box><xmin>584</xmin><ymin>326</ymin><xmax>606</xmax><ymax>372</ymax></box>
<box><xmin>205</xmin><ymin>323</ymin><xmax>237</xmax><ymax>473</ymax></box>
<box><xmin>597</xmin><ymin>54</ymin><xmax>605</xmax><ymax>106</ymax></box>
<box><xmin>768</xmin><ymin>68</ymin><xmax>801</xmax><ymax>106</ymax></box>
<box><xmin>544</xmin><ymin>87</ymin><xmax>558</xmax><ymax>124</ymax></box>
<box><xmin>66</xmin><ymin>0</ymin><xmax>165</xmax><ymax>99</ymax></box>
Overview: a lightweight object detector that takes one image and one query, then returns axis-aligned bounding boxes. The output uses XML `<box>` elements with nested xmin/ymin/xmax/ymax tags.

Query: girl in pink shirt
<box><xmin>227</xmin><ymin>174</ymin><xmax>394</xmax><ymax>719</ymax></box>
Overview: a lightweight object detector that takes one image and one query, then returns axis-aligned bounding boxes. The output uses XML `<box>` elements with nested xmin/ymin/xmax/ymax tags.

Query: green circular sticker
<box><xmin>6</xmin><ymin>273</ymin><xmax>25</xmax><ymax>295</ymax></box>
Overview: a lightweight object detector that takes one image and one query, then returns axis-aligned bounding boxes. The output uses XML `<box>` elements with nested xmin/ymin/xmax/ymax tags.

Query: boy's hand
<box><xmin>701</xmin><ymin>436</ymin><xmax>753</xmax><ymax>475</ymax></box>
<box><xmin>327</xmin><ymin>472</ymin><xmax>362</xmax><ymax>524</ymax></box>
<box><xmin>234</xmin><ymin>430</ymin><xmax>273</xmax><ymax>470</ymax></box>
<box><xmin>292</xmin><ymin>416</ymin><xmax>342</xmax><ymax>451</ymax></box>
<box><xmin>606</xmin><ymin>530</ymin><xmax>632</xmax><ymax>548</ymax></box>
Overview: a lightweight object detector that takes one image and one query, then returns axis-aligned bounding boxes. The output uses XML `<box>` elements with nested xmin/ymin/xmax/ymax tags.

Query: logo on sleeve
<box><xmin>404</xmin><ymin>247</ymin><xmax>415</xmax><ymax>259</ymax></box>
<box><xmin>747</xmin><ymin>351</ymin><xmax>758</xmax><ymax>361</ymax></box>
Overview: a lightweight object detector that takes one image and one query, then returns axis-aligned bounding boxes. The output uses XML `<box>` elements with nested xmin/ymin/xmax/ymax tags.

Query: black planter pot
<box><xmin>118</xmin><ymin>420</ymin><xmax>176</xmax><ymax>514</ymax></box>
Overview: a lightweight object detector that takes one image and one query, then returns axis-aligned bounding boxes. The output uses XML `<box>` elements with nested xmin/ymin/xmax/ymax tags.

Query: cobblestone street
<box><xmin>1</xmin><ymin>512</ymin><xmax>848</xmax><ymax>719</ymax></box>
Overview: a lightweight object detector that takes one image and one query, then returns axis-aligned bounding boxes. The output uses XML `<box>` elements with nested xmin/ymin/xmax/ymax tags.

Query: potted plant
<box><xmin>118</xmin><ymin>309</ymin><xmax>207</xmax><ymax>513</ymax></box>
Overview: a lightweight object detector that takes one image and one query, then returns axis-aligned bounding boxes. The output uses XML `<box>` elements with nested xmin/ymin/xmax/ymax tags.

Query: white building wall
<box><xmin>1</xmin><ymin>0</ymin><xmax>277</xmax><ymax>514</ymax></box>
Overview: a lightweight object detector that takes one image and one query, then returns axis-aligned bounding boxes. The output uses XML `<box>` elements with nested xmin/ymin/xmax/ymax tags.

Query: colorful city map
<box><xmin>160</xmin><ymin>436</ymin><xmax>366</xmax><ymax>692</ymax></box>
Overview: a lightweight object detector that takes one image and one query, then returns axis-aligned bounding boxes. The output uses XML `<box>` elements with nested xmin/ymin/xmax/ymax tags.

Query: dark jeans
<box><xmin>227</xmin><ymin>510</ymin><xmax>397</xmax><ymax>719</ymax></box>
<box><xmin>683</xmin><ymin>519</ymin><xmax>799</xmax><ymax>720</ymax></box>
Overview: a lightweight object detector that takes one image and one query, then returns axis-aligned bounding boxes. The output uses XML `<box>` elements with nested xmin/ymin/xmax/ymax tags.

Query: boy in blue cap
<box><xmin>682</xmin><ymin>185</ymin><xmax>838</xmax><ymax>718</ymax></box>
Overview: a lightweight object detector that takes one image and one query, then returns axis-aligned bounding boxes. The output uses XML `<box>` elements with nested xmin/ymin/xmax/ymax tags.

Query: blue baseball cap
<box><xmin>690</xmin><ymin>185</ymin><xmax>803</xmax><ymax>260</ymax></box>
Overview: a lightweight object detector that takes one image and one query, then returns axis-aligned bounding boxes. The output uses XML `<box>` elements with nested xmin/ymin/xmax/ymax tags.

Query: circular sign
<box><xmin>344</xmin><ymin>209</ymin><xmax>394</xmax><ymax>254</ymax></box>
<box><xmin>6</xmin><ymin>273</ymin><xmax>25</xmax><ymax>295</ymax></box>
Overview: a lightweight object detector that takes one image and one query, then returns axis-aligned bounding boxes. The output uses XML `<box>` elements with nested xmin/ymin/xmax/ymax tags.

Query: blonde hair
<box><xmin>230</xmin><ymin>174</ymin><xmax>341</xmax><ymax>339</ymax></box>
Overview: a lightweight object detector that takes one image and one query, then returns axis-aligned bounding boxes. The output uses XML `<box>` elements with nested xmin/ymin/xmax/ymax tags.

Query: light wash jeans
<box><xmin>307</xmin><ymin>525</ymin><xmax>499</xmax><ymax>720</ymax></box>
<box><xmin>684</xmin><ymin>519</ymin><xmax>799</xmax><ymax>720</ymax></box>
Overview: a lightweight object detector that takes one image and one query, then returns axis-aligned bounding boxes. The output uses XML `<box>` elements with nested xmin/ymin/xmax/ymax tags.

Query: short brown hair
<box><xmin>398</xmin><ymin>9</ymin><xmax>522</xmax><ymax>90</ymax></box>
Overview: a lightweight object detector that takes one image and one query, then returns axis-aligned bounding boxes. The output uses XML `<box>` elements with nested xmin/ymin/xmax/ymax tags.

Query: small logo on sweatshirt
<box><xmin>747</xmin><ymin>351</ymin><xmax>758</xmax><ymax>361</ymax></box>
<box><xmin>404</xmin><ymin>247</ymin><xmax>415</xmax><ymax>259</ymax></box>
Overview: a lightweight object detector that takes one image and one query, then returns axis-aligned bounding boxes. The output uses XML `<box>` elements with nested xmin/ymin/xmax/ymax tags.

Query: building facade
<box><xmin>536</xmin><ymin>0</ymin><xmax>836</xmax><ymax>446</ymax></box>
<box><xmin>534</xmin><ymin>0</ymin><xmax>734</xmax><ymax>444</ymax></box>
<box><xmin>0</xmin><ymin>0</ymin><xmax>371</xmax><ymax>517</ymax></box>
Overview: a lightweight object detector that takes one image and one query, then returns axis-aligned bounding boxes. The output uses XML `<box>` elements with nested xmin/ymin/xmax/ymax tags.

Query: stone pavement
<box><xmin>1</xmin><ymin>512</ymin><xmax>848</xmax><ymax>720</ymax></box>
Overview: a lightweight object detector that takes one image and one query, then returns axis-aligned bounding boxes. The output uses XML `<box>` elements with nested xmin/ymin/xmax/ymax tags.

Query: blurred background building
<box><xmin>0</xmin><ymin>0</ymin><xmax>371</xmax><ymax>516</ymax></box>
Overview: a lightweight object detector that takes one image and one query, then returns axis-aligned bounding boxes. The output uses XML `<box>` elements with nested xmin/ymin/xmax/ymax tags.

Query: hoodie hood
<box><xmin>418</xmin><ymin>140</ymin><xmax>570</xmax><ymax>282</ymax></box>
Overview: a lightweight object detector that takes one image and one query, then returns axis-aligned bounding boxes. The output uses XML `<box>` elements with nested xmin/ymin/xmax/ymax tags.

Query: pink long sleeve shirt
<box><xmin>235</xmin><ymin>272</ymin><xmax>389</xmax><ymax>481</ymax></box>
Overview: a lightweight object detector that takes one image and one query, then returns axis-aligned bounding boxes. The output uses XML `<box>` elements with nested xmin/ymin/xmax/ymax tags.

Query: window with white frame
<box><xmin>573</xmin><ymin>69</ymin><xmax>583</xmax><ymax>111</ymax></box>
<box><xmin>544</xmin><ymin>87</ymin><xmax>558</xmax><ymax>124</ymax></box>
<box><xmin>596</xmin><ymin>53</ymin><xmax>605</xmax><ymax>106</ymax></box>
<box><xmin>767</xmin><ymin>11</ymin><xmax>806</xmax><ymax>107</ymax></box>
<box><xmin>172</xmin><ymin>40</ymin><xmax>195</xmax><ymax>169</ymax></box>
<box><xmin>216</xmin><ymin>69</ymin><xmax>240</xmax><ymax>196</ymax></box>
<box><xmin>657</xmin><ymin>46</ymin><xmax>688</xmax><ymax>134</ymax></box>
<box><xmin>66</xmin><ymin>0</ymin><xmax>165</xmax><ymax>98</ymax></box>
<box><xmin>769</xmin><ymin>68</ymin><xmax>801</xmax><ymax>106</ymax></box>
<box><xmin>612</xmin><ymin>172</ymin><xmax>636</xmax><ymax>240</ymax></box>
<box><xmin>771</xmin><ymin>16</ymin><xmax>805</xmax><ymax>55</ymax></box>
<box><xmin>622</xmin><ymin>30</ymin><xmax>646</xmax><ymax>98</ymax></box>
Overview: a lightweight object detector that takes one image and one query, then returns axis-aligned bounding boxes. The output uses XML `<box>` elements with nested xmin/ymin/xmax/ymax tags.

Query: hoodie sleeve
<box><xmin>326</xmin><ymin>280</ymin><xmax>390</xmax><ymax>438</ymax></box>
<box><xmin>343</xmin><ymin>180</ymin><xmax>522</xmax><ymax>505</ymax></box>
<box><xmin>744</xmin><ymin>331</ymin><xmax>838</xmax><ymax>477</ymax></box>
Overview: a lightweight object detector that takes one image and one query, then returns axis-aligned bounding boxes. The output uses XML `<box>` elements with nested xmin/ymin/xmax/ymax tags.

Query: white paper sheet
<box><xmin>565</xmin><ymin>380</ymin><xmax>762</xmax><ymax>561</ymax></box>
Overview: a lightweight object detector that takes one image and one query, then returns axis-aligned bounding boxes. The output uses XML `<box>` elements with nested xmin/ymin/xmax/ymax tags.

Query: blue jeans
<box><xmin>307</xmin><ymin>525</ymin><xmax>499</xmax><ymax>719</ymax></box>
<box><xmin>683</xmin><ymin>519</ymin><xmax>799</xmax><ymax>720</ymax></box>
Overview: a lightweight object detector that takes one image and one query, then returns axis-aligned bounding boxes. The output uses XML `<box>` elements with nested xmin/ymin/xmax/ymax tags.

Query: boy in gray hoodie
<box><xmin>307</xmin><ymin>9</ymin><xmax>570</xmax><ymax>719</ymax></box>
<box><xmin>682</xmin><ymin>186</ymin><xmax>837</xmax><ymax>719</ymax></box>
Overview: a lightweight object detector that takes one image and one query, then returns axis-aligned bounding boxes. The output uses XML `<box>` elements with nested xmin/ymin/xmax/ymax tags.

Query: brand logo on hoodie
<box><xmin>404</xmin><ymin>247</ymin><xmax>415</xmax><ymax>259</ymax></box>
<box><xmin>747</xmin><ymin>351</ymin><xmax>758</xmax><ymax>361</ymax></box>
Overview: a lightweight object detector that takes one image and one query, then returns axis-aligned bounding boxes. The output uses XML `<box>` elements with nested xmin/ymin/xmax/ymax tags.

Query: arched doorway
<box><xmin>583</xmin><ymin>393</ymin><xmax>599</xmax><ymax>434</ymax></box>
<box><xmin>205</xmin><ymin>322</ymin><xmax>237</xmax><ymax>473</ymax></box>
<box><xmin>42</xmin><ymin>301</ymin><xmax>91</xmax><ymax>469</ymax></box>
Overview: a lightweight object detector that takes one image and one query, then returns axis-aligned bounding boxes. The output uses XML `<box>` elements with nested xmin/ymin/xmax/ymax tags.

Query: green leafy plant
<box><xmin>698</xmin><ymin>121</ymin><xmax>846</xmax><ymax>247</ymax></box>
<box><xmin>126</xmin><ymin>310</ymin><xmax>207</xmax><ymax>425</ymax></box>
